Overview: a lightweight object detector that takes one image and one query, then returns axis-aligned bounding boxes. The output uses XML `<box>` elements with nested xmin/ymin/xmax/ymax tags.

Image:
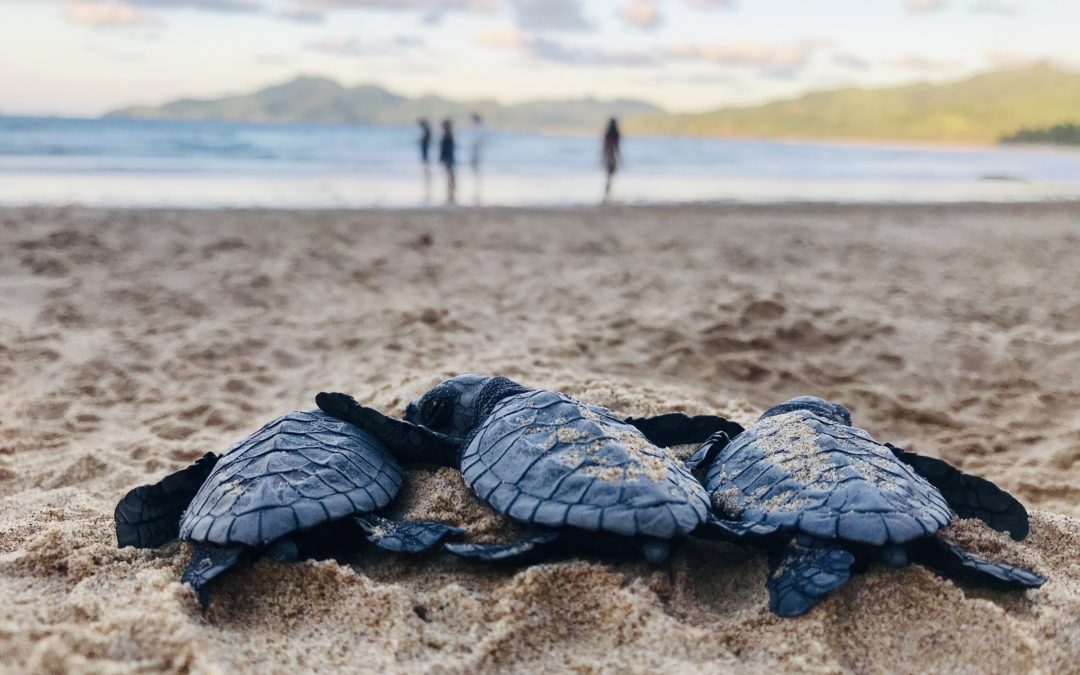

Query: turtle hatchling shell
<box><xmin>179</xmin><ymin>410</ymin><xmax>402</xmax><ymax>547</ymax></box>
<box><xmin>461</xmin><ymin>389</ymin><xmax>710</xmax><ymax>539</ymax></box>
<box><xmin>702</xmin><ymin>409</ymin><xmax>952</xmax><ymax>545</ymax></box>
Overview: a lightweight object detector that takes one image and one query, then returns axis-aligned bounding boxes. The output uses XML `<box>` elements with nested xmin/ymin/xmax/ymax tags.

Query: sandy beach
<box><xmin>1</xmin><ymin>202</ymin><xmax>1079</xmax><ymax>673</ymax></box>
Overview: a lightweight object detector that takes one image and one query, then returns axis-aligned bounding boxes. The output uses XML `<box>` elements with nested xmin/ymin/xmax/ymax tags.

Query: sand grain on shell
<box><xmin>1</xmin><ymin>204</ymin><xmax>1079</xmax><ymax>673</ymax></box>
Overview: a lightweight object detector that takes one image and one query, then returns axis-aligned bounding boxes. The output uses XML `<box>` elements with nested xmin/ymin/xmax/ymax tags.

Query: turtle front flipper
<box><xmin>180</xmin><ymin>543</ymin><xmax>243</xmax><ymax>609</ymax></box>
<box><xmin>886</xmin><ymin>443</ymin><xmax>1030</xmax><ymax>540</ymax></box>
<box><xmin>684</xmin><ymin>431</ymin><xmax>735</xmax><ymax>477</ymax></box>
<box><xmin>354</xmin><ymin>513</ymin><xmax>464</xmax><ymax>553</ymax></box>
<box><xmin>444</xmin><ymin>530</ymin><xmax>563</xmax><ymax>564</ymax></box>
<box><xmin>909</xmin><ymin>537</ymin><xmax>1045</xmax><ymax>590</ymax></box>
<box><xmin>766</xmin><ymin>535</ymin><xmax>855</xmax><ymax>617</ymax></box>
<box><xmin>626</xmin><ymin>413</ymin><xmax>745</xmax><ymax>448</ymax></box>
<box><xmin>115</xmin><ymin>452</ymin><xmax>219</xmax><ymax>549</ymax></box>
<box><xmin>316</xmin><ymin>392</ymin><xmax>462</xmax><ymax>467</ymax></box>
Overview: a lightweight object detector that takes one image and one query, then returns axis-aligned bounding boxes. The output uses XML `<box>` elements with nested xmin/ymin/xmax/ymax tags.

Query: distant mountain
<box><xmin>107</xmin><ymin>76</ymin><xmax>663</xmax><ymax>133</ymax></box>
<box><xmin>623</xmin><ymin>63</ymin><xmax>1080</xmax><ymax>144</ymax></box>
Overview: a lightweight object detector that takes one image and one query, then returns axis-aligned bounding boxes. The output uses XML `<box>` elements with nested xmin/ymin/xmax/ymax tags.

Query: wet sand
<box><xmin>1</xmin><ymin>203</ymin><xmax>1078</xmax><ymax>672</ymax></box>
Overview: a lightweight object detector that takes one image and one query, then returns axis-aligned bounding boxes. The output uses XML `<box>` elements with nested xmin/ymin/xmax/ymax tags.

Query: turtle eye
<box><xmin>421</xmin><ymin>395</ymin><xmax>454</xmax><ymax>428</ymax></box>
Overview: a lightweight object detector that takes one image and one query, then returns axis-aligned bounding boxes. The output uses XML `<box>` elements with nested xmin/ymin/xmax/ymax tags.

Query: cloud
<box><xmin>617</xmin><ymin>0</ymin><xmax>661</xmax><ymax>29</ymax></box>
<box><xmin>832</xmin><ymin>52</ymin><xmax>870</xmax><ymax>70</ymax></box>
<box><xmin>253</xmin><ymin>53</ymin><xmax>297</xmax><ymax>66</ymax></box>
<box><xmin>63</xmin><ymin>0</ymin><xmax>503</xmax><ymax>34</ymax></box>
<box><xmin>64</xmin><ymin>1</ymin><xmax>152</xmax><ymax>27</ymax></box>
<box><xmin>292</xmin><ymin>0</ymin><xmax>494</xmax><ymax>10</ymax></box>
<box><xmin>289</xmin><ymin>0</ymin><xmax>495</xmax><ymax>26</ymax></box>
<box><xmin>515</xmin><ymin>35</ymin><xmax>830</xmax><ymax>77</ymax></box>
<box><xmin>83</xmin><ymin>42</ymin><xmax>148</xmax><ymax>62</ymax></box>
<box><xmin>305</xmin><ymin>34</ymin><xmax>425</xmax><ymax>57</ymax></box>
<box><xmin>507</xmin><ymin>35</ymin><xmax>827</xmax><ymax>75</ymax></box>
<box><xmin>969</xmin><ymin>0</ymin><xmax>1019</xmax><ymax>15</ymax></box>
<box><xmin>668</xmin><ymin>41</ymin><xmax>824</xmax><ymax>71</ymax></box>
<box><xmin>511</xmin><ymin>0</ymin><xmax>589</xmax><ymax>32</ymax></box>
<box><xmin>55</xmin><ymin>0</ymin><xmax>265</xmax><ymax>29</ymax></box>
<box><xmin>889</xmin><ymin>55</ymin><xmax>960</xmax><ymax>71</ymax></box>
<box><xmin>905</xmin><ymin>0</ymin><xmax>947</xmax><ymax>14</ymax></box>
<box><xmin>305</xmin><ymin>36</ymin><xmax>370</xmax><ymax>57</ymax></box>
<box><xmin>279</xmin><ymin>7</ymin><xmax>324</xmax><ymax>23</ymax></box>
<box><xmin>125</xmin><ymin>0</ymin><xmax>263</xmax><ymax>12</ymax></box>
<box><xmin>528</xmin><ymin>38</ymin><xmax>655</xmax><ymax>65</ymax></box>
<box><xmin>474</xmin><ymin>28</ymin><xmax>653</xmax><ymax>65</ymax></box>
<box><xmin>684</xmin><ymin>0</ymin><xmax>735</xmax><ymax>9</ymax></box>
<box><xmin>475</xmin><ymin>24</ymin><xmax>526</xmax><ymax>48</ymax></box>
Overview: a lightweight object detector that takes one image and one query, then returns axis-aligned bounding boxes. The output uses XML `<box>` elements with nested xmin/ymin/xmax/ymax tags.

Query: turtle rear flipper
<box><xmin>316</xmin><ymin>392</ymin><xmax>461</xmax><ymax>467</ymax></box>
<box><xmin>625</xmin><ymin>413</ymin><xmax>745</xmax><ymax>448</ymax></box>
<box><xmin>444</xmin><ymin>530</ymin><xmax>563</xmax><ymax>564</ymax></box>
<box><xmin>887</xmin><ymin>443</ymin><xmax>1029</xmax><ymax>540</ymax></box>
<box><xmin>767</xmin><ymin>535</ymin><xmax>855</xmax><ymax>617</ymax></box>
<box><xmin>115</xmin><ymin>452</ymin><xmax>219</xmax><ymax>549</ymax></box>
<box><xmin>354</xmin><ymin>513</ymin><xmax>464</xmax><ymax>553</ymax></box>
<box><xmin>181</xmin><ymin>543</ymin><xmax>243</xmax><ymax>609</ymax></box>
<box><xmin>695</xmin><ymin>510</ymin><xmax>780</xmax><ymax>541</ymax></box>
<box><xmin>910</xmin><ymin>537</ymin><xmax>1045</xmax><ymax>590</ymax></box>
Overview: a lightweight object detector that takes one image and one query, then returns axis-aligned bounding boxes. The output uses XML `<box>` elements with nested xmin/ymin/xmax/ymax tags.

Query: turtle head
<box><xmin>760</xmin><ymin>396</ymin><xmax>852</xmax><ymax>426</ymax></box>
<box><xmin>404</xmin><ymin>374</ymin><xmax>530</xmax><ymax>438</ymax></box>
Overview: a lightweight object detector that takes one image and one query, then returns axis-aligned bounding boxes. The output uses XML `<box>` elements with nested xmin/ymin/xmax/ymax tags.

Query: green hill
<box><xmin>1002</xmin><ymin>123</ymin><xmax>1080</xmax><ymax>145</ymax></box>
<box><xmin>107</xmin><ymin>76</ymin><xmax>662</xmax><ymax>133</ymax></box>
<box><xmin>624</xmin><ymin>63</ymin><xmax>1080</xmax><ymax>144</ymax></box>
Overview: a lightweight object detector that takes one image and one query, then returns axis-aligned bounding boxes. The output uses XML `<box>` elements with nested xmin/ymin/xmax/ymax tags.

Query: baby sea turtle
<box><xmin>316</xmin><ymin>375</ymin><xmax>745</xmax><ymax>563</ymax></box>
<box><xmin>686</xmin><ymin>396</ymin><xmax>1044</xmax><ymax>616</ymax></box>
<box><xmin>115</xmin><ymin>410</ymin><xmax>462</xmax><ymax>606</ymax></box>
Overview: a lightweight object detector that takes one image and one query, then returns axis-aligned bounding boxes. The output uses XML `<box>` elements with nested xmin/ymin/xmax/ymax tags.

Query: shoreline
<box><xmin>9</xmin><ymin>113</ymin><xmax>1080</xmax><ymax>153</ymax></box>
<box><xmin>5</xmin><ymin>198</ymin><xmax>1080</xmax><ymax>215</ymax></box>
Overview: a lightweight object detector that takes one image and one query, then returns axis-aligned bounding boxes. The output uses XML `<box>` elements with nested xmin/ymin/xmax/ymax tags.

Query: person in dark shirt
<box><xmin>602</xmin><ymin>117</ymin><xmax>621</xmax><ymax>202</ymax></box>
<box><xmin>439</xmin><ymin>118</ymin><xmax>456</xmax><ymax>204</ymax></box>
<box><xmin>418</xmin><ymin>118</ymin><xmax>432</xmax><ymax>166</ymax></box>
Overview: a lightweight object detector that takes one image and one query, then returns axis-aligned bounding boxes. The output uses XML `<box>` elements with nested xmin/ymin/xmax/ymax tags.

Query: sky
<box><xmin>0</xmin><ymin>0</ymin><xmax>1078</xmax><ymax>116</ymax></box>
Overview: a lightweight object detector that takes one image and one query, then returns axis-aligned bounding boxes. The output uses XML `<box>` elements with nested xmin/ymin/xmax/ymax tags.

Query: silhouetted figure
<box><xmin>602</xmin><ymin>118</ymin><xmax>621</xmax><ymax>202</ymax></box>
<box><xmin>469</xmin><ymin>112</ymin><xmax>485</xmax><ymax>204</ymax></box>
<box><xmin>418</xmin><ymin>118</ymin><xmax>432</xmax><ymax>166</ymax></box>
<box><xmin>419</xmin><ymin>118</ymin><xmax>432</xmax><ymax>204</ymax></box>
<box><xmin>439</xmin><ymin>118</ymin><xmax>456</xmax><ymax>204</ymax></box>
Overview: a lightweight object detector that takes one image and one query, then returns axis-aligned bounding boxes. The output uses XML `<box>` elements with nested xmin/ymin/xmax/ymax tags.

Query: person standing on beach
<box><xmin>419</xmin><ymin>118</ymin><xmax>433</xmax><ymax>204</ymax></box>
<box><xmin>418</xmin><ymin>118</ymin><xmax>432</xmax><ymax>166</ymax></box>
<box><xmin>439</xmin><ymin>118</ymin><xmax>456</xmax><ymax>204</ymax></box>
<box><xmin>469</xmin><ymin>112</ymin><xmax>485</xmax><ymax>203</ymax></box>
<box><xmin>602</xmin><ymin>118</ymin><xmax>621</xmax><ymax>202</ymax></box>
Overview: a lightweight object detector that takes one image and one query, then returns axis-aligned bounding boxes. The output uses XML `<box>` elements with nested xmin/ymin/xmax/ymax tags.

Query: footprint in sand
<box><xmin>18</xmin><ymin>254</ymin><xmax>70</xmax><ymax>278</ymax></box>
<box><xmin>200</xmin><ymin>237</ymin><xmax>248</xmax><ymax>257</ymax></box>
<box><xmin>271</xmin><ymin>349</ymin><xmax>301</xmax><ymax>369</ymax></box>
<box><xmin>741</xmin><ymin>297</ymin><xmax>787</xmax><ymax>322</ymax></box>
<box><xmin>223</xmin><ymin>378</ymin><xmax>256</xmax><ymax>395</ymax></box>
<box><xmin>46</xmin><ymin>454</ymin><xmax>108</xmax><ymax>488</ymax></box>
<box><xmin>150</xmin><ymin>422</ymin><xmax>198</xmax><ymax>441</ymax></box>
<box><xmin>40</xmin><ymin>300</ymin><xmax>86</xmax><ymax>327</ymax></box>
<box><xmin>63</xmin><ymin>412</ymin><xmax>102</xmax><ymax>434</ymax></box>
<box><xmin>178</xmin><ymin>402</ymin><xmax>233</xmax><ymax>429</ymax></box>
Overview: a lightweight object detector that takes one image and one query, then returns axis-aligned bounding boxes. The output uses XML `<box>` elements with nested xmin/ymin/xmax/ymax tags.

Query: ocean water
<box><xmin>1</xmin><ymin>116</ymin><xmax>1079</xmax><ymax>208</ymax></box>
